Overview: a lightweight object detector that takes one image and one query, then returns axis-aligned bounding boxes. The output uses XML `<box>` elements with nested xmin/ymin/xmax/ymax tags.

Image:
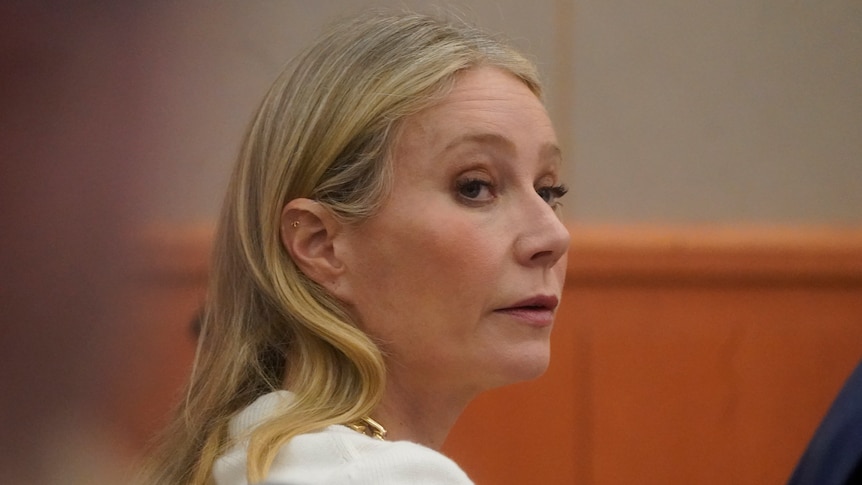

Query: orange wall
<box><xmin>118</xmin><ymin>225</ymin><xmax>862</xmax><ymax>484</ymax></box>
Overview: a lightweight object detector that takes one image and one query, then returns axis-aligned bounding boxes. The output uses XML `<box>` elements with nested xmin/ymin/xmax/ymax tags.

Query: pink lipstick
<box><xmin>494</xmin><ymin>295</ymin><xmax>559</xmax><ymax>327</ymax></box>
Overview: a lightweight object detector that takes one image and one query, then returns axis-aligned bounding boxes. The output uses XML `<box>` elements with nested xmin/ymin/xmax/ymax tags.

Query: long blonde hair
<box><xmin>142</xmin><ymin>11</ymin><xmax>541</xmax><ymax>484</ymax></box>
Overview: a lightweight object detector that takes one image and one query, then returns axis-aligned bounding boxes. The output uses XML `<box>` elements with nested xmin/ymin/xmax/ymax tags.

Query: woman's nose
<box><xmin>514</xmin><ymin>198</ymin><xmax>571</xmax><ymax>268</ymax></box>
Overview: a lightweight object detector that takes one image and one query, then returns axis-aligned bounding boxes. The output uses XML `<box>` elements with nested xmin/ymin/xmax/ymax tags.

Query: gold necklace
<box><xmin>346</xmin><ymin>416</ymin><xmax>387</xmax><ymax>440</ymax></box>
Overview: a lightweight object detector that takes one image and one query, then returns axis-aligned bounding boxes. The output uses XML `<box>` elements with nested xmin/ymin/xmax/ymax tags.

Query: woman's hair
<box><xmin>142</xmin><ymin>10</ymin><xmax>541</xmax><ymax>485</ymax></box>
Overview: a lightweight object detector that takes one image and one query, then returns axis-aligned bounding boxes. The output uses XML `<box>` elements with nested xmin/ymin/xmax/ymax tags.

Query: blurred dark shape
<box><xmin>190</xmin><ymin>306</ymin><xmax>204</xmax><ymax>339</ymax></box>
<box><xmin>788</xmin><ymin>360</ymin><xmax>862</xmax><ymax>485</ymax></box>
<box><xmin>1</xmin><ymin>2</ymin><xmax>148</xmax><ymax>482</ymax></box>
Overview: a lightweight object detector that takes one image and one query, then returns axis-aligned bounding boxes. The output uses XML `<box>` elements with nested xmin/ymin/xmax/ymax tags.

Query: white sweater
<box><xmin>213</xmin><ymin>391</ymin><xmax>474</xmax><ymax>484</ymax></box>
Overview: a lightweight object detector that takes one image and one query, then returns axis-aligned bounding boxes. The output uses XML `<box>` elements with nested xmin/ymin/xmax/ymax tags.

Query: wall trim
<box><xmin>568</xmin><ymin>225</ymin><xmax>862</xmax><ymax>285</ymax></box>
<box><xmin>130</xmin><ymin>223</ymin><xmax>862</xmax><ymax>285</ymax></box>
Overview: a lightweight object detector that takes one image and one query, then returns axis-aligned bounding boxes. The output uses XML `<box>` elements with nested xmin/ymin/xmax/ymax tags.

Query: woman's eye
<box><xmin>536</xmin><ymin>184</ymin><xmax>569</xmax><ymax>207</ymax></box>
<box><xmin>456</xmin><ymin>179</ymin><xmax>494</xmax><ymax>202</ymax></box>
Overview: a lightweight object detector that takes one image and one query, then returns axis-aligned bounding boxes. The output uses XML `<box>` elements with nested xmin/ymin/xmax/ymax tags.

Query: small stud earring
<box><xmin>291</xmin><ymin>221</ymin><xmax>300</xmax><ymax>228</ymax></box>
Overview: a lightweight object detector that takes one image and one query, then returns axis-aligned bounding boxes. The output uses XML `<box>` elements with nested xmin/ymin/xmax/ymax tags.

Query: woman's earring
<box><xmin>291</xmin><ymin>221</ymin><xmax>299</xmax><ymax>228</ymax></box>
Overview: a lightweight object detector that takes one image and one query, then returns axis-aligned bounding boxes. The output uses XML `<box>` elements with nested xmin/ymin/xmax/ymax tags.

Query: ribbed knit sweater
<box><xmin>213</xmin><ymin>391</ymin><xmax>474</xmax><ymax>484</ymax></box>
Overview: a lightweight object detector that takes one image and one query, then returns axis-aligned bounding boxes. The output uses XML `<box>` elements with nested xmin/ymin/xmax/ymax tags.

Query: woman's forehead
<box><xmin>391</xmin><ymin>67</ymin><xmax>557</xmax><ymax>162</ymax></box>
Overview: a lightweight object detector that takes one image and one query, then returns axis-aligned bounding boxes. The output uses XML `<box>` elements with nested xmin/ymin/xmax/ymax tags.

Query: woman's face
<box><xmin>336</xmin><ymin>66</ymin><xmax>570</xmax><ymax>397</ymax></box>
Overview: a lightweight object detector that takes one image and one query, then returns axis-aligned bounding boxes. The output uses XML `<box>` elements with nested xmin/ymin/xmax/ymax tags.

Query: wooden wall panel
<box><xmin>121</xmin><ymin>225</ymin><xmax>862</xmax><ymax>484</ymax></box>
<box><xmin>572</xmin><ymin>285</ymin><xmax>862</xmax><ymax>485</ymax></box>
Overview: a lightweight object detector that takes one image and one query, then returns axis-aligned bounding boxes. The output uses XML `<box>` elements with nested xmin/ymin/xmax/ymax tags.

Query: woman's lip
<box><xmin>494</xmin><ymin>295</ymin><xmax>559</xmax><ymax>327</ymax></box>
<box><xmin>501</xmin><ymin>295</ymin><xmax>559</xmax><ymax>311</ymax></box>
<box><xmin>494</xmin><ymin>307</ymin><xmax>555</xmax><ymax>327</ymax></box>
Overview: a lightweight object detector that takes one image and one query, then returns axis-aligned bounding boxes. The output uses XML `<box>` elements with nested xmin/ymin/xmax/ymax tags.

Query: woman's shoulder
<box><xmin>213</xmin><ymin>392</ymin><xmax>474</xmax><ymax>485</ymax></box>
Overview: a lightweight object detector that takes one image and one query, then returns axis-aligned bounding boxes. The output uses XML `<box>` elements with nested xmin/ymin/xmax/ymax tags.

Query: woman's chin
<box><xmin>485</xmin><ymin>344</ymin><xmax>552</xmax><ymax>389</ymax></box>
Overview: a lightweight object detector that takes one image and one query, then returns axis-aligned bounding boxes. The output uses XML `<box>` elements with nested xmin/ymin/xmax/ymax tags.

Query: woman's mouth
<box><xmin>494</xmin><ymin>295</ymin><xmax>559</xmax><ymax>327</ymax></box>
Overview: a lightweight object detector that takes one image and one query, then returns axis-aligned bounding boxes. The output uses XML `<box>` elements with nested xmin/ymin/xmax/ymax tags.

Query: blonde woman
<box><xmin>143</xmin><ymin>11</ymin><xmax>570</xmax><ymax>485</ymax></box>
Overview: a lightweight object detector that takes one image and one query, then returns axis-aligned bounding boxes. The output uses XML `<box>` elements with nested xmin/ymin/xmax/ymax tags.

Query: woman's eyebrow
<box><xmin>442</xmin><ymin>132</ymin><xmax>515</xmax><ymax>153</ymax></box>
<box><xmin>541</xmin><ymin>143</ymin><xmax>563</xmax><ymax>169</ymax></box>
<box><xmin>440</xmin><ymin>133</ymin><xmax>563</xmax><ymax>170</ymax></box>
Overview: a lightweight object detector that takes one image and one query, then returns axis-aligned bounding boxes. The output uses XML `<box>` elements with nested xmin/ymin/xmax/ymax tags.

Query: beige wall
<box><xmin>123</xmin><ymin>0</ymin><xmax>861</xmax><ymax>225</ymax></box>
<box><xmin>572</xmin><ymin>0</ymin><xmax>862</xmax><ymax>223</ymax></box>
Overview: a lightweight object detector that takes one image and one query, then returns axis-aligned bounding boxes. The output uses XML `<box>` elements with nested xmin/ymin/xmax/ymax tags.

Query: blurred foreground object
<box><xmin>788</xmin><ymin>360</ymin><xmax>862</xmax><ymax>484</ymax></box>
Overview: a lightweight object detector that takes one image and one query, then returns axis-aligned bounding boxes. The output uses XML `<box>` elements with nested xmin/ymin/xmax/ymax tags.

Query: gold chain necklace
<box><xmin>345</xmin><ymin>416</ymin><xmax>387</xmax><ymax>440</ymax></box>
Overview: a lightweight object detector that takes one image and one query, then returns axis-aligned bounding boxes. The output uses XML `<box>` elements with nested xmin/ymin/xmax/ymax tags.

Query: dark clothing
<box><xmin>788</xmin><ymin>360</ymin><xmax>862</xmax><ymax>485</ymax></box>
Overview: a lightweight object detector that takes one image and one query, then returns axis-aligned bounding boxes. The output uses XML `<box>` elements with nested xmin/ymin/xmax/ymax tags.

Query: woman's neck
<box><xmin>370</xmin><ymin>375</ymin><xmax>477</xmax><ymax>449</ymax></box>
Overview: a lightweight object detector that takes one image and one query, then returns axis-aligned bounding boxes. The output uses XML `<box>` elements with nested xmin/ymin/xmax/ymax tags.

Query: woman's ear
<box><xmin>280</xmin><ymin>198</ymin><xmax>345</xmax><ymax>287</ymax></box>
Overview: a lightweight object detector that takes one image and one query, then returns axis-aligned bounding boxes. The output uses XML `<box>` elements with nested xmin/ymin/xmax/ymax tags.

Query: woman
<box><xmin>143</xmin><ymin>11</ymin><xmax>570</xmax><ymax>484</ymax></box>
